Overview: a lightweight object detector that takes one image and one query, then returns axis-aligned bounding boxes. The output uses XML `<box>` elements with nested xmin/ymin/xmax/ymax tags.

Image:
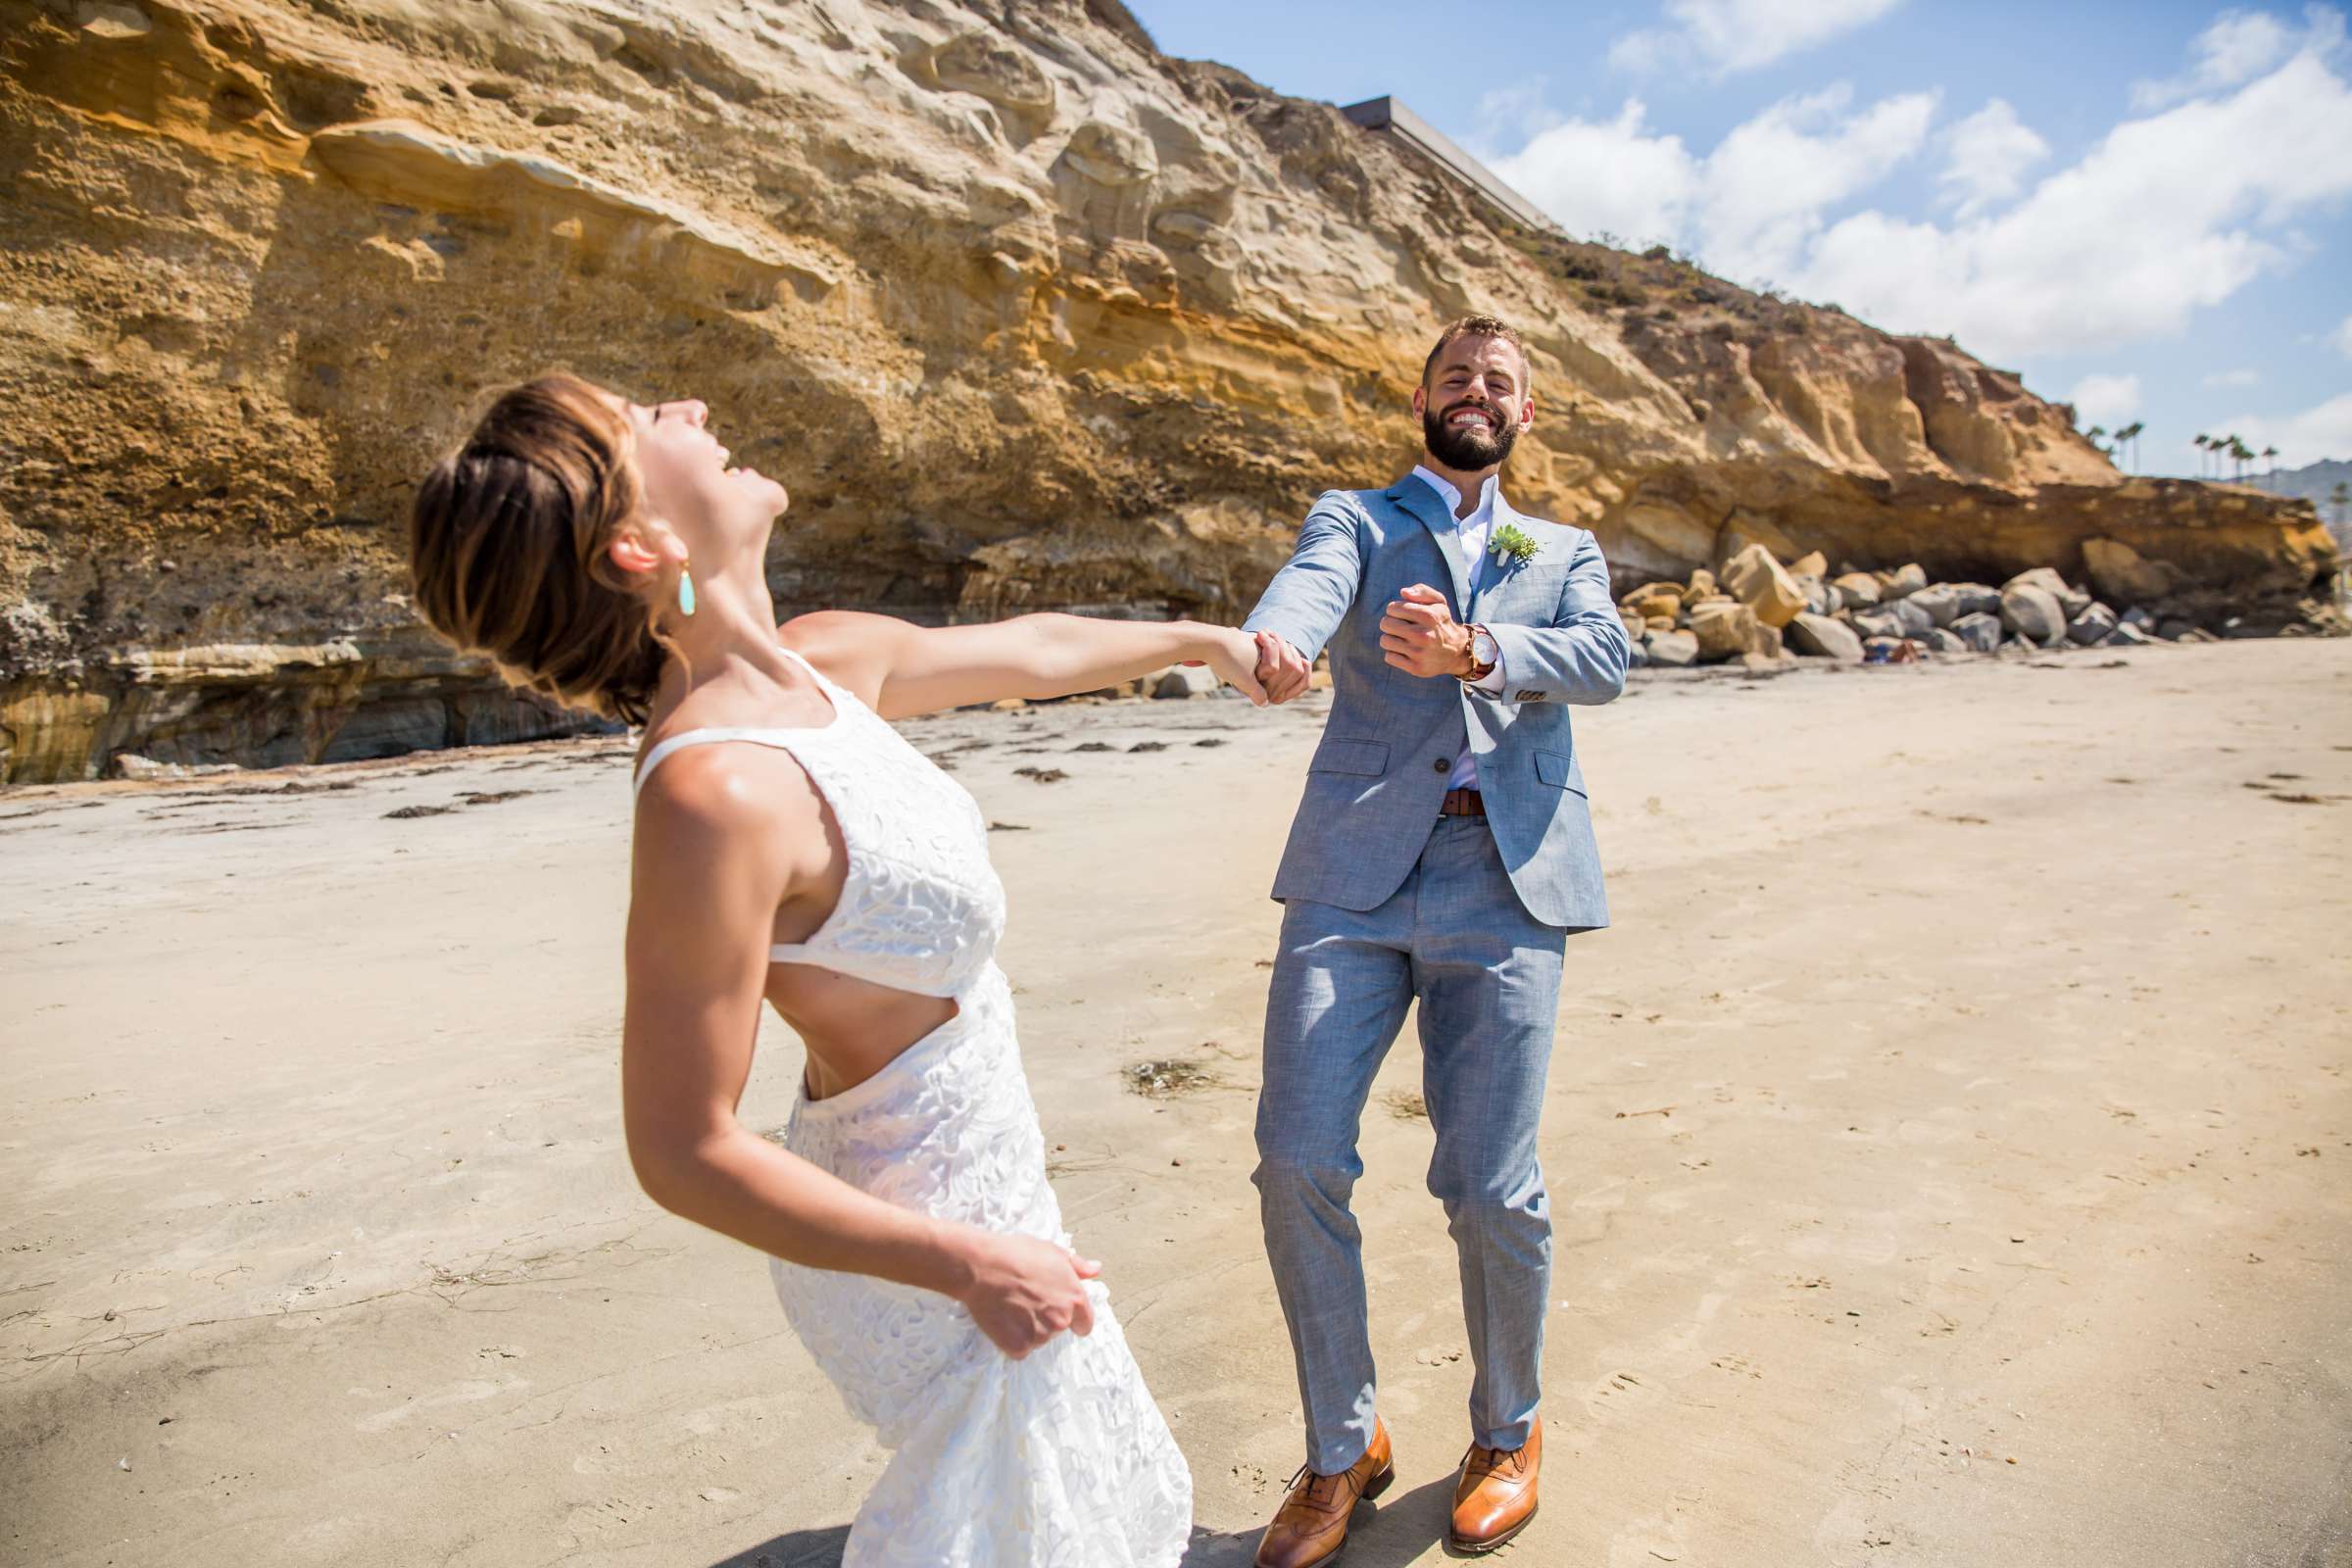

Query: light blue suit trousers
<box><xmin>1246</xmin><ymin>476</ymin><xmax>1627</xmax><ymax>1473</ymax></box>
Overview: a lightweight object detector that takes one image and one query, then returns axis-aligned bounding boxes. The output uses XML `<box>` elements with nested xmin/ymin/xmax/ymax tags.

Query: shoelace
<box><xmin>1283</xmin><ymin>1462</ymin><xmax>1351</xmax><ymax>1510</ymax></box>
<box><xmin>1460</xmin><ymin>1444</ymin><xmax>1530</xmax><ymax>1482</ymax></box>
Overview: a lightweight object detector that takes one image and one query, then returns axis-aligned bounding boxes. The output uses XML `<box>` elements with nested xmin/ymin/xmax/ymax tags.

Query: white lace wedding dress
<box><xmin>633</xmin><ymin>648</ymin><xmax>1192</xmax><ymax>1567</ymax></box>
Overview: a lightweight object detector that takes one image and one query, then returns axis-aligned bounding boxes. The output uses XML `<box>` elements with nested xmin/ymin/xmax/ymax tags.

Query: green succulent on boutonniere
<box><xmin>1488</xmin><ymin>522</ymin><xmax>1540</xmax><ymax>567</ymax></box>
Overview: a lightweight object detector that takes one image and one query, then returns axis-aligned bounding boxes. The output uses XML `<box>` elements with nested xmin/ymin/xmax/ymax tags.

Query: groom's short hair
<box><xmin>1422</xmin><ymin>314</ymin><xmax>1527</xmax><ymax>387</ymax></box>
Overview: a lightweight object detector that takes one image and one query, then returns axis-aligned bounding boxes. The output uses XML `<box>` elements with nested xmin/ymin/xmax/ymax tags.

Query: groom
<box><xmin>1241</xmin><ymin>315</ymin><xmax>1629</xmax><ymax>1565</ymax></box>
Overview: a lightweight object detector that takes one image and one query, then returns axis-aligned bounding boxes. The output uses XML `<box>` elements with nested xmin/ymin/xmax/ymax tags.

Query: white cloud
<box><xmin>1485</xmin><ymin>98</ymin><xmax>1695</xmax><ymax>249</ymax></box>
<box><xmin>1788</xmin><ymin>48</ymin><xmax>2352</xmax><ymax>359</ymax></box>
<box><xmin>1490</xmin><ymin>83</ymin><xmax>1934</xmax><ymax>279</ymax></box>
<box><xmin>1700</xmin><ymin>85</ymin><xmax>1938</xmax><ymax>279</ymax></box>
<box><xmin>1474</xmin><ymin>78</ymin><xmax>1561</xmax><ymax>150</ymax></box>
<box><xmin>2130</xmin><ymin>6</ymin><xmax>2336</xmax><ymax>108</ymax></box>
<box><xmin>2333</xmin><ymin>313</ymin><xmax>2352</xmax><ymax>356</ymax></box>
<box><xmin>1937</xmin><ymin>99</ymin><xmax>2050</xmax><ymax>220</ymax></box>
<box><xmin>2212</xmin><ymin>391</ymin><xmax>2352</xmax><ymax>465</ymax></box>
<box><xmin>1610</xmin><ymin>0</ymin><xmax>1905</xmax><ymax>79</ymax></box>
<box><xmin>2070</xmin><ymin>372</ymin><xmax>2142</xmax><ymax>427</ymax></box>
<box><xmin>2204</xmin><ymin>368</ymin><xmax>2264</xmax><ymax>386</ymax></box>
<box><xmin>1491</xmin><ymin>11</ymin><xmax>2352</xmax><ymax>362</ymax></box>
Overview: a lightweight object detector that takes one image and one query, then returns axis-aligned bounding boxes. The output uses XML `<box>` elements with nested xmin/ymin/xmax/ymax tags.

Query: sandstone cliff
<box><xmin>1</xmin><ymin>0</ymin><xmax>2335</xmax><ymax>781</ymax></box>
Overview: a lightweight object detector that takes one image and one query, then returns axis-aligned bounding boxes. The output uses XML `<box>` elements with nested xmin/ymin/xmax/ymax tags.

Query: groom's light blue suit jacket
<box><xmin>1243</xmin><ymin>475</ymin><xmax>1630</xmax><ymax>930</ymax></box>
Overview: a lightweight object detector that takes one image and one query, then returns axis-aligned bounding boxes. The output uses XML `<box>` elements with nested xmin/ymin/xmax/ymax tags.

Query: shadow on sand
<box><xmin>1181</xmin><ymin>1475</ymin><xmax>1461</xmax><ymax>1567</ymax></box>
<box><xmin>709</xmin><ymin>1525</ymin><xmax>851</xmax><ymax>1567</ymax></box>
<box><xmin>707</xmin><ymin>1477</ymin><xmax>1460</xmax><ymax>1567</ymax></box>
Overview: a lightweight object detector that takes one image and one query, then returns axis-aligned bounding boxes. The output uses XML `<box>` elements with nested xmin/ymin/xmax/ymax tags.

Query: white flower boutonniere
<box><xmin>1488</xmin><ymin>522</ymin><xmax>1540</xmax><ymax>567</ymax></box>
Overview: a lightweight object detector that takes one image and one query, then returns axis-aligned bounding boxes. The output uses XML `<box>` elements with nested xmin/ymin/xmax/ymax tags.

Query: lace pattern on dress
<box><xmin>632</xmin><ymin>649</ymin><xmax>1191</xmax><ymax>1567</ymax></box>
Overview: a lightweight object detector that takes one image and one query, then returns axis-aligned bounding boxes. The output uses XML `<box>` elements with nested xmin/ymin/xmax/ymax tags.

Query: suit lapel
<box><xmin>1387</xmin><ymin>476</ymin><xmax>1473</xmax><ymax>617</ymax></box>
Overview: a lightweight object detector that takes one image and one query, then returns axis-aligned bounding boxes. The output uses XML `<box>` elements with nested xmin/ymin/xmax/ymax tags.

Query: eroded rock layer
<box><xmin>1</xmin><ymin>0</ymin><xmax>2334</xmax><ymax>780</ymax></box>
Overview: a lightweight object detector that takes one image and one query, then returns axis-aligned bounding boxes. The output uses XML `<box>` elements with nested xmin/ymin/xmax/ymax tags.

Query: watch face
<box><xmin>1475</xmin><ymin>630</ymin><xmax>1498</xmax><ymax>663</ymax></box>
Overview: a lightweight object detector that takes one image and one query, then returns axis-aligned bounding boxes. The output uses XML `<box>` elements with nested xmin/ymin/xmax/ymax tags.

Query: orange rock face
<box><xmin>0</xmin><ymin>0</ymin><xmax>2333</xmax><ymax>779</ymax></box>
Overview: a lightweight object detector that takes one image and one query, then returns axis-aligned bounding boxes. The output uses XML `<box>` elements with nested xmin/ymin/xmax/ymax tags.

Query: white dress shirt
<box><xmin>1409</xmin><ymin>466</ymin><xmax>1509</xmax><ymax>791</ymax></box>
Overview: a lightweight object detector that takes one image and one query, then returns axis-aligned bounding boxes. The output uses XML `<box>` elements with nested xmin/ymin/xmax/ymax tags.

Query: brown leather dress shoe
<box><xmin>1253</xmin><ymin>1418</ymin><xmax>1396</xmax><ymax>1568</ymax></box>
<box><xmin>1448</xmin><ymin>1419</ymin><xmax>1541</xmax><ymax>1553</ymax></box>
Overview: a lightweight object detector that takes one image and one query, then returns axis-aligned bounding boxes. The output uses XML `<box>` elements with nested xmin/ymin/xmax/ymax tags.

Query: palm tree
<box><xmin>2087</xmin><ymin>423</ymin><xmax>2109</xmax><ymax>460</ymax></box>
<box><xmin>2262</xmin><ymin>444</ymin><xmax>2279</xmax><ymax>487</ymax></box>
<box><xmin>2193</xmin><ymin>433</ymin><xmax>2213</xmax><ymax>477</ymax></box>
<box><xmin>2115</xmin><ymin>420</ymin><xmax>2144</xmax><ymax>472</ymax></box>
<box><xmin>2230</xmin><ymin>436</ymin><xmax>2254</xmax><ymax>483</ymax></box>
<box><xmin>2332</xmin><ymin>480</ymin><xmax>2350</xmax><ymax>527</ymax></box>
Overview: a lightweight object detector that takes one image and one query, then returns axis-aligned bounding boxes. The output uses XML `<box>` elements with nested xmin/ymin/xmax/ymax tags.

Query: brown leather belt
<box><xmin>1439</xmin><ymin>788</ymin><xmax>1486</xmax><ymax>817</ymax></box>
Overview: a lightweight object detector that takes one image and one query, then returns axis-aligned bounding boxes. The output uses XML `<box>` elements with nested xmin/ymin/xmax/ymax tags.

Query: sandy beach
<box><xmin>4</xmin><ymin>639</ymin><xmax>2348</xmax><ymax>1568</ymax></box>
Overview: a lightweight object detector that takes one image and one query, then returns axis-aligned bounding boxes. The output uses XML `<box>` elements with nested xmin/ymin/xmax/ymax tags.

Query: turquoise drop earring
<box><xmin>676</xmin><ymin>565</ymin><xmax>697</xmax><ymax>618</ymax></box>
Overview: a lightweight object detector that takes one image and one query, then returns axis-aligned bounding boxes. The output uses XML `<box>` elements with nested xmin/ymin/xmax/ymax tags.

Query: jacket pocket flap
<box><xmin>1309</xmin><ymin>739</ymin><xmax>1390</xmax><ymax>776</ymax></box>
<box><xmin>1533</xmin><ymin>749</ymin><xmax>1587</xmax><ymax>795</ymax></box>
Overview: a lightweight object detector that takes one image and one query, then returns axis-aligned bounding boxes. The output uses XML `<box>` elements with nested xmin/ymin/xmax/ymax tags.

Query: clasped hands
<box><xmin>1249</xmin><ymin>583</ymin><xmax>1472</xmax><ymax>703</ymax></box>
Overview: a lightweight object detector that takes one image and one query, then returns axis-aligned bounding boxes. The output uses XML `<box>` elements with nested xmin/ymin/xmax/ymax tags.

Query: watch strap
<box><xmin>1461</xmin><ymin>624</ymin><xmax>1498</xmax><ymax>682</ymax></box>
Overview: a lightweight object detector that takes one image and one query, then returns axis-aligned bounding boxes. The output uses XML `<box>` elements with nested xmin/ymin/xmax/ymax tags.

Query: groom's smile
<box><xmin>1422</xmin><ymin>378</ymin><xmax>1520</xmax><ymax>471</ymax></box>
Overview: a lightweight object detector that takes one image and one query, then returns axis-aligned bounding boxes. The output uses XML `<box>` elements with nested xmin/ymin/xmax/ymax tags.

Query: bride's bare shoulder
<box><xmin>623</xmin><ymin>744</ymin><xmax>826</xmax><ymax>960</ymax></box>
<box><xmin>632</xmin><ymin>739</ymin><xmax>821</xmax><ymax>853</ymax></box>
<box><xmin>777</xmin><ymin>611</ymin><xmax>917</xmax><ymax>705</ymax></box>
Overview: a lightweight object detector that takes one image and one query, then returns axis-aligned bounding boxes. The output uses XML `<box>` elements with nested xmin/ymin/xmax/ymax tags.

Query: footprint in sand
<box><xmin>1609</xmin><ymin>1515</ymin><xmax>1691</xmax><ymax>1566</ymax></box>
<box><xmin>354</xmin><ymin>1375</ymin><xmax>524</xmax><ymax>1433</ymax></box>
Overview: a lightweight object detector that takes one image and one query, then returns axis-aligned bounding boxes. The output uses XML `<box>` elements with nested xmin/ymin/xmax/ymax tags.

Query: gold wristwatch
<box><xmin>1461</xmin><ymin>624</ymin><xmax>1499</xmax><ymax>682</ymax></box>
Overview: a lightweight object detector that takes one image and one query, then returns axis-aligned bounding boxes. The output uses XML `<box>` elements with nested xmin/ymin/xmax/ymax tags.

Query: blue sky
<box><xmin>1125</xmin><ymin>0</ymin><xmax>2352</xmax><ymax>475</ymax></box>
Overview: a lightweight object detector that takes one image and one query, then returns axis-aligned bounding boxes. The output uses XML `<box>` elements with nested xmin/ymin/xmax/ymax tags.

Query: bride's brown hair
<box><xmin>409</xmin><ymin>374</ymin><xmax>675</xmax><ymax>725</ymax></box>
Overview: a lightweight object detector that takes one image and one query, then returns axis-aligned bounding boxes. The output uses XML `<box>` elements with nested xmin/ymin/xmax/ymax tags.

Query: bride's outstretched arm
<box><xmin>779</xmin><ymin>610</ymin><xmax>1270</xmax><ymax>719</ymax></box>
<box><xmin>622</xmin><ymin>749</ymin><xmax>1097</xmax><ymax>1358</ymax></box>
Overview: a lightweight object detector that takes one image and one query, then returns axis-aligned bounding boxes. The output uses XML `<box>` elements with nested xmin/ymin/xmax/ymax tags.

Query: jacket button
<box><xmin>1433</xmin><ymin>758</ymin><xmax>1449</xmax><ymax>773</ymax></box>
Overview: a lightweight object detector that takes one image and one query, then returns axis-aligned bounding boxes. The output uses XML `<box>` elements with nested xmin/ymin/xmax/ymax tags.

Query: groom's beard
<box><xmin>1423</xmin><ymin>400</ymin><xmax>1518</xmax><ymax>471</ymax></box>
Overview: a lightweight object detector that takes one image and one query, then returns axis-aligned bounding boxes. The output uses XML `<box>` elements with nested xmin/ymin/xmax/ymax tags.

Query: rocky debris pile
<box><xmin>1618</xmin><ymin>534</ymin><xmax>2349</xmax><ymax>672</ymax></box>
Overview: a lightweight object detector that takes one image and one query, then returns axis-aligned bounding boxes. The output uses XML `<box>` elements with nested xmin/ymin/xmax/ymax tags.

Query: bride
<box><xmin>408</xmin><ymin>374</ymin><xmax>1270</xmax><ymax>1564</ymax></box>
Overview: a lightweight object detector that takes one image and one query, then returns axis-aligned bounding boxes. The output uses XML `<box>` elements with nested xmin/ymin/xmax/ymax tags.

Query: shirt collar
<box><xmin>1410</xmin><ymin>465</ymin><xmax>1499</xmax><ymax>528</ymax></box>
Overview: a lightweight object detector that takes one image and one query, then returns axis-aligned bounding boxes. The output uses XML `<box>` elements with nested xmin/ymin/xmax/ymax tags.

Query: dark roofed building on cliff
<box><xmin>1340</xmin><ymin>96</ymin><xmax>1560</xmax><ymax>237</ymax></box>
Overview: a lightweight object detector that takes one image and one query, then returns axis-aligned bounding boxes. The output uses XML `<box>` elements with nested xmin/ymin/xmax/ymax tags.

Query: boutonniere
<box><xmin>1488</xmin><ymin>522</ymin><xmax>1540</xmax><ymax>567</ymax></box>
